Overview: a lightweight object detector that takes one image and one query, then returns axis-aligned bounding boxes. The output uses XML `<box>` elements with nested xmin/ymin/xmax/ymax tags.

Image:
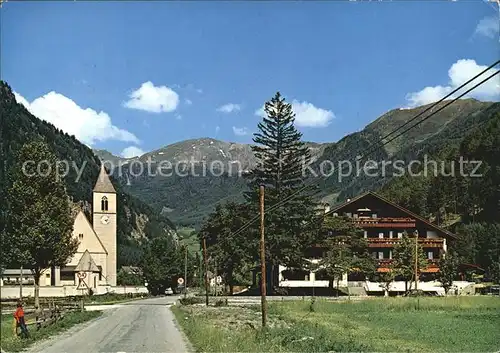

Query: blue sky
<box><xmin>2</xmin><ymin>1</ymin><xmax>499</xmax><ymax>158</ymax></box>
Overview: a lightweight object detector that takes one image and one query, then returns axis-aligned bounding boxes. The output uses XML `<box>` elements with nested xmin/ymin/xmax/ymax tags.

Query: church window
<box><xmin>101</xmin><ymin>196</ymin><xmax>108</xmax><ymax>211</ymax></box>
<box><xmin>79</xmin><ymin>233</ymin><xmax>83</xmax><ymax>240</ymax></box>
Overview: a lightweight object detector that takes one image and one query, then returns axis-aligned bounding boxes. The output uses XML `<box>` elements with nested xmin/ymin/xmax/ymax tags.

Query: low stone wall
<box><xmin>0</xmin><ymin>285</ymin><xmax>148</xmax><ymax>299</ymax></box>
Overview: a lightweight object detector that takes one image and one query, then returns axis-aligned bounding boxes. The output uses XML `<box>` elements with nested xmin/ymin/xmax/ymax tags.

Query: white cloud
<box><xmin>405</xmin><ymin>59</ymin><xmax>500</xmax><ymax>107</ymax></box>
<box><xmin>121</xmin><ymin>146</ymin><xmax>145</xmax><ymax>158</ymax></box>
<box><xmin>475</xmin><ymin>16</ymin><xmax>499</xmax><ymax>39</ymax></box>
<box><xmin>217</xmin><ymin>103</ymin><xmax>241</xmax><ymax>113</ymax></box>
<box><xmin>215</xmin><ymin>126</ymin><xmax>220</xmax><ymax>134</ymax></box>
<box><xmin>175</xmin><ymin>113</ymin><xmax>182</xmax><ymax>120</ymax></box>
<box><xmin>232</xmin><ymin>126</ymin><xmax>249</xmax><ymax>136</ymax></box>
<box><xmin>185</xmin><ymin>98</ymin><xmax>193</xmax><ymax>105</ymax></box>
<box><xmin>14</xmin><ymin>91</ymin><xmax>139</xmax><ymax>146</ymax></box>
<box><xmin>254</xmin><ymin>100</ymin><xmax>334</xmax><ymax>128</ymax></box>
<box><xmin>124</xmin><ymin>81</ymin><xmax>179</xmax><ymax>113</ymax></box>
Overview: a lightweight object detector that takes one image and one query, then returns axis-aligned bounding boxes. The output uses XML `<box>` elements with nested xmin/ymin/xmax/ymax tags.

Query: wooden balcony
<box><xmin>377</xmin><ymin>259</ymin><xmax>440</xmax><ymax>273</ymax></box>
<box><xmin>367</xmin><ymin>238</ymin><xmax>444</xmax><ymax>248</ymax></box>
<box><xmin>378</xmin><ymin>259</ymin><xmax>439</xmax><ymax>265</ymax></box>
<box><xmin>353</xmin><ymin>217</ymin><xmax>416</xmax><ymax>228</ymax></box>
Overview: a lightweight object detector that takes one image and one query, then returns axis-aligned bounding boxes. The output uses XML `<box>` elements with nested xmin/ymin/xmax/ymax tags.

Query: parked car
<box><xmin>165</xmin><ymin>287</ymin><xmax>173</xmax><ymax>295</ymax></box>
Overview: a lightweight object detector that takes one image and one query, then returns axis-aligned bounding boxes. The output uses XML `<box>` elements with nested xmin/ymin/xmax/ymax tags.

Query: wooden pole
<box><xmin>214</xmin><ymin>258</ymin><xmax>217</xmax><ymax>297</ymax></box>
<box><xmin>184</xmin><ymin>246</ymin><xmax>188</xmax><ymax>299</ymax></box>
<box><xmin>202</xmin><ymin>237</ymin><xmax>209</xmax><ymax>306</ymax></box>
<box><xmin>19</xmin><ymin>265</ymin><xmax>23</xmax><ymax>300</ymax></box>
<box><xmin>259</xmin><ymin>185</ymin><xmax>267</xmax><ymax>328</ymax></box>
<box><xmin>414</xmin><ymin>231</ymin><xmax>418</xmax><ymax>291</ymax></box>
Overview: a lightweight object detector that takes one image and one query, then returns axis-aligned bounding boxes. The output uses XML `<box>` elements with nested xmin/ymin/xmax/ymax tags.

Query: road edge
<box><xmin>20</xmin><ymin>310</ymin><xmax>107</xmax><ymax>353</ymax></box>
<box><xmin>169</xmin><ymin>303</ymin><xmax>196</xmax><ymax>353</ymax></box>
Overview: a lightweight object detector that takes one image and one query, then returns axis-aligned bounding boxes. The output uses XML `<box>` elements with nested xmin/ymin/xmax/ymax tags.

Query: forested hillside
<box><xmin>380</xmin><ymin>109</ymin><xmax>500</xmax><ymax>281</ymax></box>
<box><xmin>96</xmin><ymin>99</ymin><xmax>496</xmax><ymax>229</ymax></box>
<box><xmin>0</xmin><ymin>81</ymin><xmax>177</xmax><ymax>267</ymax></box>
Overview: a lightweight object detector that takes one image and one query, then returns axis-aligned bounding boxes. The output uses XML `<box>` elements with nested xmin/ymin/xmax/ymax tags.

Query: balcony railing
<box><xmin>378</xmin><ymin>258</ymin><xmax>439</xmax><ymax>265</ymax></box>
<box><xmin>353</xmin><ymin>217</ymin><xmax>416</xmax><ymax>228</ymax></box>
<box><xmin>367</xmin><ymin>238</ymin><xmax>444</xmax><ymax>248</ymax></box>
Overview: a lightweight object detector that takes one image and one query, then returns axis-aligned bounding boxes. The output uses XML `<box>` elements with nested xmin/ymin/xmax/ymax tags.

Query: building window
<box><xmin>397</xmin><ymin>232</ymin><xmax>403</xmax><ymax>238</ymax></box>
<box><xmin>378</xmin><ymin>232</ymin><xmax>384</xmax><ymax>239</ymax></box>
<box><xmin>372</xmin><ymin>213</ymin><xmax>377</xmax><ymax>218</ymax></box>
<box><xmin>378</xmin><ymin>252</ymin><xmax>384</xmax><ymax>259</ymax></box>
<box><xmin>60</xmin><ymin>271</ymin><xmax>74</xmax><ymax>281</ymax></box>
<box><xmin>428</xmin><ymin>251</ymin><xmax>434</xmax><ymax>260</ymax></box>
<box><xmin>79</xmin><ymin>233</ymin><xmax>83</xmax><ymax>240</ymax></box>
<box><xmin>346</xmin><ymin>212</ymin><xmax>352</xmax><ymax>218</ymax></box>
<box><xmin>101</xmin><ymin>196</ymin><xmax>108</xmax><ymax>211</ymax></box>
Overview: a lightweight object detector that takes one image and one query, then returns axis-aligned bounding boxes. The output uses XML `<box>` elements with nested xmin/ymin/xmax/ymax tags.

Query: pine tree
<box><xmin>5</xmin><ymin>138</ymin><xmax>78</xmax><ymax>307</ymax></box>
<box><xmin>245</xmin><ymin>92</ymin><xmax>318</xmax><ymax>290</ymax></box>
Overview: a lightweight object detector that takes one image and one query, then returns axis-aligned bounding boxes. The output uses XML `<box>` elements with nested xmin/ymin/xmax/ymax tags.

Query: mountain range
<box><xmin>93</xmin><ymin>98</ymin><xmax>500</xmax><ymax>228</ymax></box>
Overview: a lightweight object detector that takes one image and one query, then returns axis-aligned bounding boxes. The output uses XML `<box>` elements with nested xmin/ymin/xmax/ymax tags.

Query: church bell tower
<box><xmin>92</xmin><ymin>164</ymin><xmax>117</xmax><ymax>287</ymax></box>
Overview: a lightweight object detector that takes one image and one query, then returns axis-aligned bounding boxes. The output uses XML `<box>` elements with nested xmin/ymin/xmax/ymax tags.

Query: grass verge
<box><xmin>0</xmin><ymin>310</ymin><xmax>102</xmax><ymax>352</ymax></box>
<box><xmin>173</xmin><ymin>296</ymin><xmax>500</xmax><ymax>352</ymax></box>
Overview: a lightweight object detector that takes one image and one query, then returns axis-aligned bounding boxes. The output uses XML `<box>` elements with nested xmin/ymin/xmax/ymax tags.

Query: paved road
<box><xmin>27</xmin><ymin>296</ymin><xmax>191</xmax><ymax>353</ymax></box>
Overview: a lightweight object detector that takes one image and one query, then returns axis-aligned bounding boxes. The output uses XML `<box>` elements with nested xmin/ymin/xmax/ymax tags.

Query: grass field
<box><xmin>0</xmin><ymin>310</ymin><xmax>101</xmax><ymax>352</ymax></box>
<box><xmin>173</xmin><ymin>296</ymin><xmax>500</xmax><ymax>352</ymax></box>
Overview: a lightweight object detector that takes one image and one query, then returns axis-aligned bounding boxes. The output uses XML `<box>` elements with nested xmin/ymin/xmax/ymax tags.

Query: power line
<box><xmin>366</xmin><ymin>60</ymin><xmax>500</xmax><ymax>154</ymax></box>
<box><xmin>226</xmin><ymin>60</ymin><xmax>500</xmax><ymax>239</ymax></box>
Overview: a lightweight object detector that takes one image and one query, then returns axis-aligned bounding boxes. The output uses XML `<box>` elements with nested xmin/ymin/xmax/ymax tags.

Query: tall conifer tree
<box><xmin>245</xmin><ymin>92</ymin><xmax>318</xmax><ymax>289</ymax></box>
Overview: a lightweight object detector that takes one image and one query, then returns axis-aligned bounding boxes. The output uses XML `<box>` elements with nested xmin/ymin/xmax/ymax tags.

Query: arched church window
<box><xmin>101</xmin><ymin>196</ymin><xmax>108</xmax><ymax>211</ymax></box>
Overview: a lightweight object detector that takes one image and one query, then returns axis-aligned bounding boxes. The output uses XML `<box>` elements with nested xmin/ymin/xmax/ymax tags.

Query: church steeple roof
<box><xmin>93</xmin><ymin>164</ymin><xmax>116</xmax><ymax>193</ymax></box>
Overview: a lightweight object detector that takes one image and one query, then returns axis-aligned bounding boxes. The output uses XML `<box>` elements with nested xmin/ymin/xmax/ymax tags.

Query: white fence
<box><xmin>0</xmin><ymin>285</ymin><xmax>149</xmax><ymax>299</ymax></box>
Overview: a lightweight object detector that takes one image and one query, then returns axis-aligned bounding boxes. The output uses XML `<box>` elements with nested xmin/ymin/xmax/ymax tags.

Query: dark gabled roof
<box><xmin>326</xmin><ymin>191</ymin><xmax>458</xmax><ymax>240</ymax></box>
<box><xmin>93</xmin><ymin>164</ymin><xmax>116</xmax><ymax>193</ymax></box>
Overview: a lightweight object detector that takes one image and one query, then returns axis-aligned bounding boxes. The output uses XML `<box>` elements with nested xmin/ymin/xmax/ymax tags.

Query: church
<box><xmin>51</xmin><ymin>164</ymin><xmax>118</xmax><ymax>289</ymax></box>
<box><xmin>0</xmin><ymin>165</ymin><xmax>118</xmax><ymax>293</ymax></box>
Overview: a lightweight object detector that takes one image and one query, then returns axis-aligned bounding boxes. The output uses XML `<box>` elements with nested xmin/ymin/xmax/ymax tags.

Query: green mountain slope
<box><xmin>0</xmin><ymin>81</ymin><xmax>177</xmax><ymax>267</ymax></box>
<box><xmin>94</xmin><ymin>99</ymin><xmax>497</xmax><ymax>229</ymax></box>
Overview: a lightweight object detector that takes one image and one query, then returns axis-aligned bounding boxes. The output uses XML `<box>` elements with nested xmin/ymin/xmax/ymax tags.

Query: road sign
<box><xmin>76</xmin><ymin>279</ymin><xmax>88</xmax><ymax>291</ymax></box>
<box><xmin>77</xmin><ymin>271</ymin><xmax>86</xmax><ymax>279</ymax></box>
<box><xmin>177</xmin><ymin>277</ymin><xmax>184</xmax><ymax>285</ymax></box>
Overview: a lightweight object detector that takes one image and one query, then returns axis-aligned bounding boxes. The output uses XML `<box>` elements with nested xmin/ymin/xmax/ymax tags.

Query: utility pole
<box><xmin>184</xmin><ymin>246</ymin><xmax>188</xmax><ymax>299</ymax></box>
<box><xmin>259</xmin><ymin>185</ymin><xmax>267</xmax><ymax>328</ymax></box>
<box><xmin>202</xmin><ymin>237</ymin><xmax>209</xmax><ymax>306</ymax></box>
<box><xmin>214</xmin><ymin>258</ymin><xmax>218</xmax><ymax>297</ymax></box>
<box><xmin>19</xmin><ymin>265</ymin><xmax>23</xmax><ymax>300</ymax></box>
<box><xmin>414</xmin><ymin>230</ymin><xmax>419</xmax><ymax>291</ymax></box>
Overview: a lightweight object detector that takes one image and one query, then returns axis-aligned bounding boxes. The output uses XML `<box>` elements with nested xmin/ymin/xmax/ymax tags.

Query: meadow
<box><xmin>173</xmin><ymin>296</ymin><xmax>500</xmax><ymax>352</ymax></box>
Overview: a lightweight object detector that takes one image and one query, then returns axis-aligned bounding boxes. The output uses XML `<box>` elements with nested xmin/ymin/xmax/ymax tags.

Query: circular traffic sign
<box><xmin>77</xmin><ymin>272</ymin><xmax>86</xmax><ymax>279</ymax></box>
<box><xmin>177</xmin><ymin>277</ymin><xmax>184</xmax><ymax>285</ymax></box>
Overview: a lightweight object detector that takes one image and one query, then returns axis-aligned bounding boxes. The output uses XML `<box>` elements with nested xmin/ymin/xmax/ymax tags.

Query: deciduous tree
<box><xmin>5</xmin><ymin>139</ymin><xmax>78</xmax><ymax>307</ymax></box>
<box><xmin>317</xmin><ymin>216</ymin><xmax>376</xmax><ymax>295</ymax></box>
<box><xmin>392</xmin><ymin>231</ymin><xmax>428</xmax><ymax>293</ymax></box>
<box><xmin>437</xmin><ymin>251</ymin><xmax>460</xmax><ymax>295</ymax></box>
<box><xmin>200</xmin><ymin>202</ymin><xmax>253</xmax><ymax>294</ymax></box>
